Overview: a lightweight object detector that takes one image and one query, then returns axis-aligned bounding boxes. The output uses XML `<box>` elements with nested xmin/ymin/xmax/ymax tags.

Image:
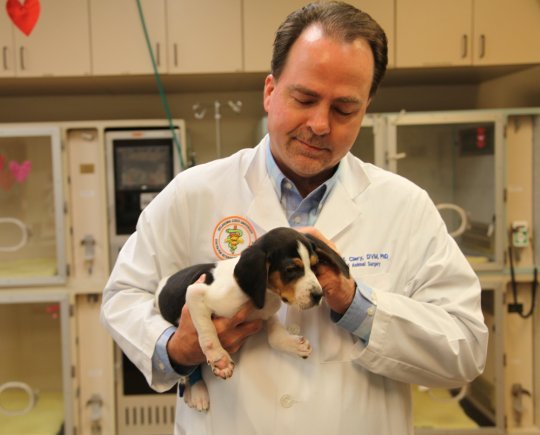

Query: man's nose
<box><xmin>307</xmin><ymin>106</ymin><xmax>331</xmax><ymax>136</ymax></box>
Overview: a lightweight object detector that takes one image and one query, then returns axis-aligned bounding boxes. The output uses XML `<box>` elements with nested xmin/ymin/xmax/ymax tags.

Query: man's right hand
<box><xmin>166</xmin><ymin>299</ymin><xmax>263</xmax><ymax>368</ymax></box>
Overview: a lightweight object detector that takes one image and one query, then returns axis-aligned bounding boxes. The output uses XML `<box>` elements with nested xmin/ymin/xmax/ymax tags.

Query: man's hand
<box><xmin>166</xmin><ymin>277</ymin><xmax>263</xmax><ymax>367</ymax></box>
<box><xmin>299</xmin><ymin>227</ymin><xmax>356</xmax><ymax>314</ymax></box>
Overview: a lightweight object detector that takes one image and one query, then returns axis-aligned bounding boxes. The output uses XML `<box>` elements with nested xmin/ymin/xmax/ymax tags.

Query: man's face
<box><xmin>264</xmin><ymin>24</ymin><xmax>374</xmax><ymax>191</ymax></box>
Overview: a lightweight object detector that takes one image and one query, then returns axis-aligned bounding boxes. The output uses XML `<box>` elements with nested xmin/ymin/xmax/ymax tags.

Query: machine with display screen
<box><xmin>106</xmin><ymin>127</ymin><xmax>185</xmax><ymax>268</ymax></box>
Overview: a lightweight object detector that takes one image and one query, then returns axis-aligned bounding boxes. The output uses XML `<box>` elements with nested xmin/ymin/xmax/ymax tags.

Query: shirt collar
<box><xmin>264</xmin><ymin>137</ymin><xmax>338</xmax><ymax>202</ymax></box>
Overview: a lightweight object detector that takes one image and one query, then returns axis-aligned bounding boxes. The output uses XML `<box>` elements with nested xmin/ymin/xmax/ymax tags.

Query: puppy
<box><xmin>155</xmin><ymin>227</ymin><xmax>350</xmax><ymax>411</ymax></box>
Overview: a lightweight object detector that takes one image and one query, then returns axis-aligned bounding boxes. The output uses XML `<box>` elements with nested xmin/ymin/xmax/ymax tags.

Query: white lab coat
<box><xmin>102</xmin><ymin>136</ymin><xmax>488</xmax><ymax>435</ymax></box>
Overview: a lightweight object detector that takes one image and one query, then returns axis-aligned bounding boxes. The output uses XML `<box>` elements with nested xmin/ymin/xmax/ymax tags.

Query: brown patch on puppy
<box><xmin>268</xmin><ymin>270</ymin><xmax>298</xmax><ymax>305</ymax></box>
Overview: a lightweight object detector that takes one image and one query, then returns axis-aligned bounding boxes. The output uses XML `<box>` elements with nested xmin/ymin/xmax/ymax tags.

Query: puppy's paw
<box><xmin>206</xmin><ymin>351</ymin><xmax>235</xmax><ymax>379</ymax></box>
<box><xmin>184</xmin><ymin>381</ymin><xmax>210</xmax><ymax>412</ymax></box>
<box><xmin>293</xmin><ymin>336</ymin><xmax>312</xmax><ymax>358</ymax></box>
<box><xmin>268</xmin><ymin>331</ymin><xmax>313</xmax><ymax>358</ymax></box>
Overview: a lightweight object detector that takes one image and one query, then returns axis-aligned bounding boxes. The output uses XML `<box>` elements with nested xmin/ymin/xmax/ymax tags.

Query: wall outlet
<box><xmin>511</xmin><ymin>221</ymin><xmax>529</xmax><ymax>248</ymax></box>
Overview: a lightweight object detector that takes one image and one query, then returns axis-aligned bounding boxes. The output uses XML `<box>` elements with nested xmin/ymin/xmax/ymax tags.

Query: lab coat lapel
<box><xmin>244</xmin><ymin>139</ymin><xmax>288</xmax><ymax>232</ymax></box>
<box><xmin>315</xmin><ymin>154</ymin><xmax>370</xmax><ymax>240</ymax></box>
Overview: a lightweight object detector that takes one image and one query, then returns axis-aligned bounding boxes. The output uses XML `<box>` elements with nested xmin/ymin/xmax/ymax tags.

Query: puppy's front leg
<box><xmin>266</xmin><ymin>314</ymin><xmax>312</xmax><ymax>358</ymax></box>
<box><xmin>186</xmin><ymin>283</ymin><xmax>235</xmax><ymax>379</ymax></box>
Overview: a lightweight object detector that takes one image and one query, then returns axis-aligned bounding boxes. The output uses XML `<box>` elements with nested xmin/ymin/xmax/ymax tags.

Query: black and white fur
<box><xmin>155</xmin><ymin>227</ymin><xmax>350</xmax><ymax>411</ymax></box>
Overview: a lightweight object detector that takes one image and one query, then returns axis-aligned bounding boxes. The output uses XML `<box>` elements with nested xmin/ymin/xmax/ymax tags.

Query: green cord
<box><xmin>135</xmin><ymin>0</ymin><xmax>186</xmax><ymax>170</ymax></box>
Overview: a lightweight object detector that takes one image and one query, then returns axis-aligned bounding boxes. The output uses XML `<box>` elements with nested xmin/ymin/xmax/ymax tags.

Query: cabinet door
<box><xmin>244</xmin><ymin>0</ymin><xmax>394</xmax><ymax>73</ymax></box>
<box><xmin>90</xmin><ymin>0</ymin><xmax>167</xmax><ymax>75</ymax></box>
<box><xmin>13</xmin><ymin>0</ymin><xmax>91</xmax><ymax>77</ymax></box>
<box><xmin>0</xmin><ymin>12</ymin><xmax>15</xmax><ymax>77</ymax></box>
<box><xmin>167</xmin><ymin>0</ymin><xmax>242</xmax><ymax>73</ymax></box>
<box><xmin>243</xmin><ymin>0</ymin><xmax>307</xmax><ymax>72</ymax></box>
<box><xmin>396</xmin><ymin>0</ymin><xmax>472</xmax><ymax>67</ymax></box>
<box><xmin>0</xmin><ymin>126</ymin><xmax>67</xmax><ymax>286</ymax></box>
<box><xmin>474</xmin><ymin>0</ymin><xmax>540</xmax><ymax>65</ymax></box>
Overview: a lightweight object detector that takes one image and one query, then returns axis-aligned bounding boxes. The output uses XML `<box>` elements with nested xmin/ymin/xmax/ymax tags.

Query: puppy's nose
<box><xmin>311</xmin><ymin>292</ymin><xmax>323</xmax><ymax>305</ymax></box>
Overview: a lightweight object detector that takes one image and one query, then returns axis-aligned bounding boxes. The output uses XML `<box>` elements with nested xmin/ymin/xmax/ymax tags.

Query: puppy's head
<box><xmin>234</xmin><ymin>227</ymin><xmax>348</xmax><ymax>310</ymax></box>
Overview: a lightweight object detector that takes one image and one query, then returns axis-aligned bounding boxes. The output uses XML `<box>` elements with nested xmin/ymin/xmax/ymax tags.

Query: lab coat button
<box><xmin>287</xmin><ymin>324</ymin><xmax>300</xmax><ymax>335</ymax></box>
<box><xmin>280</xmin><ymin>394</ymin><xmax>294</xmax><ymax>408</ymax></box>
<box><xmin>367</xmin><ymin>307</ymin><xmax>376</xmax><ymax>316</ymax></box>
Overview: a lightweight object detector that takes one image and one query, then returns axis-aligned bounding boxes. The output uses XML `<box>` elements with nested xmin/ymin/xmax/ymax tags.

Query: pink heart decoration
<box><xmin>6</xmin><ymin>0</ymin><xmax>41</xmax><ymax>36</ymax></box>
<box><xmin>9</xmin><ymin>160</ymin><xmax>31</xmax><ymax>182</ymax></box>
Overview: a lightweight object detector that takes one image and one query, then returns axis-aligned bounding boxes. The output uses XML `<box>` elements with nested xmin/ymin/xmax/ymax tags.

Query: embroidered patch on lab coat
<box><xmin>212</xmin><ymin>216</ymin><xmax>257</xmax><ymax>259</ymax></box>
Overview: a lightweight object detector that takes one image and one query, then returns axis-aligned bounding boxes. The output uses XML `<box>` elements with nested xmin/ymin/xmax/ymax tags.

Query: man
<box><xmin>101</xmin><ymin>2</ymin><xmax>488</xmax><ymax>434</ymax></box>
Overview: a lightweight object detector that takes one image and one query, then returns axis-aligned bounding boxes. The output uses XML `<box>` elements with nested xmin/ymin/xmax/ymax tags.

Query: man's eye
<box><xmin>334</xmin><ymin>107</ymin><xmax>354</xmax><ymax>116</ymax></box>
<box><xmin>294</xmin><ymin>98</ymin><xmax>314</xmax><ymax>106</ymax></box>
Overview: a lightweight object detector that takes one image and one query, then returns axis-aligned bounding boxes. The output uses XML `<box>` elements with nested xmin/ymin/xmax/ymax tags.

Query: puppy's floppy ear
<box><xmin>305</xmin><ymin>234</ymin><xmax>350</xmax><ymax>278</ymax></box>
<box><xmin>233</xmin><ymin>245</ymin><xmax>267</xmax><ymax>309</ymax></box>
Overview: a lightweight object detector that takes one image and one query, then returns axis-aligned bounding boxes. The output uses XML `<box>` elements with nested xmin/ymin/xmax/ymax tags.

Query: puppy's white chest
<box><xmin>204</xmin><ymin>259</ymin><xmax>249</xmax><ymax>318</ymax></box>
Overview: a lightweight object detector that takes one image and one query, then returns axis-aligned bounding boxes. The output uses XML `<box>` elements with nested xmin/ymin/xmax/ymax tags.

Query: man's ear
<box><xmin>305</xmin><ymin>234</ymin><xmax>350</xmax><ymax>278</ymax></box>
<box><xmin>233</xmin><ymin>246</ymin><xmax>268</xmax><ymax>309</ymax></box>
<box><xmin>263</xmin><ymin>74</ymin><xmax>275</xmax><ymax>113</ymax></box>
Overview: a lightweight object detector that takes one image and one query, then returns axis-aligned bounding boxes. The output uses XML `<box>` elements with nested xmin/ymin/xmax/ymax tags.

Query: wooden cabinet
<box><xmin>243</xmin><ymin>0</ymin><xmax>395</xmax><ymax>73</ymax></box>
<box><xmin>0</xmin><ymin>8</ymin><xmax>14</xmax><ymax>77</ymax></box>
<box><xmin>90</xmin><ymin>0</ymin><xmax>167</xmax><ymax>75</ymax></box>
<box><xmin>91</xmin><ymin>0</ymin><xmax>242</xmax><ymax>75</ymax></box>
<box><xmin>0</xmin><ymin>0</ymin><xmax>90</xmax><ymax>77</ymax></box>
<box><xmin>396</xmin><ymin>0</ymin><xmax>540</xmax><ymax>67</ymax></box>
<box><xmin>474</xmin><ymin>0</ymin><xmax>540</xmax><ymax>65</ymax></box>
<box><xmin>167</xmin><ymin>0</ymin><xmax>242</xmax><ymax>73</ymax></box>
<box><xmin>243</xmin><ymin>0</ymin><xmax>307</xmax><ymax>73</ymax></box>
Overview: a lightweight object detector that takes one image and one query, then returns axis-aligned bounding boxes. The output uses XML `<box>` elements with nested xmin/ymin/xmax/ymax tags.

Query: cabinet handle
<box><xmin>19</xmin><ymin>46</ymin><xmax>25</xmax><ymax>70</ymax></box>
<box><xmin>461</xmin><ymin>34</ymin><xmax>468</xmax><ymax>58</ymax></box>
<box><xmin>479</xmin><ymin>34</ymin><xmax>486</xmax><ymax>58</ymax></box>
<box><xmin>174</xmin><ymin>43</ymin><xmax>178</xmax><ymax>67</ymax></box>
<box><xmin>2</xmin><ymin>46</ymin><xmax>8</xmax><ymax>70</ymax></box>
<box><xmin>155</xmin><ymin>43</ymin><xmax>160</xmax><ymax>67</ymax></box>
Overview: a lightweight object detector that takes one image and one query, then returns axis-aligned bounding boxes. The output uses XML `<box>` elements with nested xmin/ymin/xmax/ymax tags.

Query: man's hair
<box><xmin>271</xmin><ymin>1</ymin><xmax>388</xmax><ymax>98</ymax></box>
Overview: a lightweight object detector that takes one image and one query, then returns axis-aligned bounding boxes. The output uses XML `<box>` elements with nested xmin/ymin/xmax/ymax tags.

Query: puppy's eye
<box><xmin>284</xmin><ymin>264</ymin><xmax>302</xmax><ymax>278</ymax></box>
<box><xmin>285</xmin><ymin>265</ymin><xmax>300</xmax><ymax>273</ymax></box>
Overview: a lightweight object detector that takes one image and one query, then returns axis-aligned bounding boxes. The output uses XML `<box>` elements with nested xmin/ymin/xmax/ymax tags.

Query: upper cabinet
<box><xmin>90</xmin><ymin>0</ymin><xmax>167</xmax><ymax>76</ymax></box>
<box><xmin>243</xmin><ymin>0</ymin><xmax>309</xmax><ymax>73</ymax></box>
<box><xmin>243</xmin><ymin>0</ymin><xmax>395</xmax><ymax>72</ymax></box>
<box><xmin>396</xmin><ymin>0</ymin><xmax>540</xmax><ymax>67</ymax></box>
<box><xmin>167</xmin><ymin>0</ymin><xmax>242</xmax><ymax>74</ymax></box>
<box><xmin>473</xmin><ymin>0</ymin><xmax>540</xmax><ymax>65</ymax></box>
<box><xmin>90</xmin><ymin>0</ymin><xmax>242</xmax><ymax>76</ymax></box>
<box><xmin>0</xmin><ymin>7</ymin><xmax>14</xmax><ymax>77</ymax></box>
<box><xmin>0</xmin><ymin>0</ymin><xmax>90</xmax><ymax>77</ymax></box>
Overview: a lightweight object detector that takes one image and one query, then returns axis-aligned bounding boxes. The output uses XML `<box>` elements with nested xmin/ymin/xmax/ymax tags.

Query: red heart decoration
<box><xmin>6</xmin><ymin>0</ymin><xmax>41</xmax><ymax>36</ymax></box>
<box><xmin>0</xmin><ymin>170</ymin><xmax>14</xmax><ymax>191</ymax></box>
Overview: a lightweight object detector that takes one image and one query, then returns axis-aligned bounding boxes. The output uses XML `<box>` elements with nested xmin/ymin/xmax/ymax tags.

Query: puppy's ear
<box><xmin>233</xmin><ymin>246</ymin><xmax>267</xmax><ymax>309</ymax></box>
<box><xmin>305</xmin><ymin>234</ymin><xmax>350</xmax><ymax>278</ymax></box>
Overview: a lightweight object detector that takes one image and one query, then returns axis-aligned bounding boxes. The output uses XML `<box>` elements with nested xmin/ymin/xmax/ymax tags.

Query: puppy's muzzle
<box><xmin>310</xmin><ymin>290</ymin><xmax>323</xmax><ymax>306</ymax></box>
